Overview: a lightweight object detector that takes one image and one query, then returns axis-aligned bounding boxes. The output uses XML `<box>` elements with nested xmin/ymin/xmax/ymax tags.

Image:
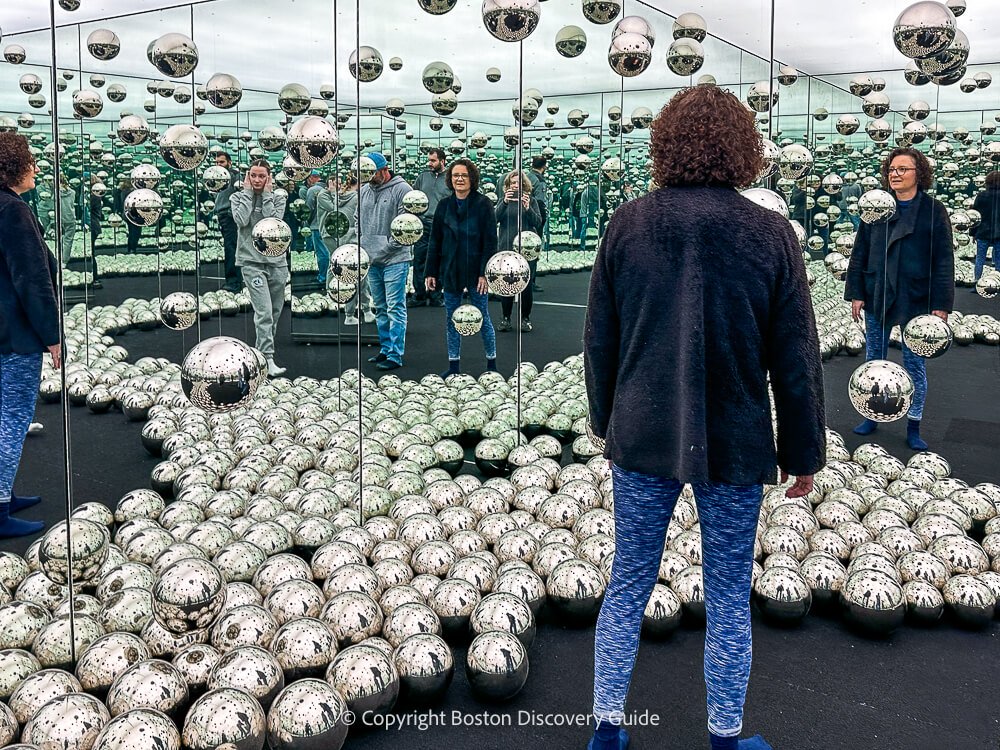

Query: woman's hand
<box><xmin>780</xmin><ymin>471</ymin><xmax>814</xmax><ymax>498</ymax></box>
<box><xmin>932</xmin><ymin>310</ymin><xmax>948</xmax><ymax>322</ymax></box>
<box><xmin>243</xmin><ymin>173</ymin><xmax>253</xmax><ymax>191</ymax></box>
<box><xmin>520</xmin><ymin>195</ymin><xmax>530</xmax><ymax>210</ymax></box>
<box><xmin>851</xmin><ymin>299</ymin><xmax>864</xmax><ymax>323</ymax></box>
<box><xmin>263</xmin><ymin>174</ymin><xmax>273</xmax><ymax>193</ymax></box>
<box><xmin>425</xmin><ymin>277</ymin><xmax>437</xmax><ymax>292</ymax></box>
<box><xmin>47</xmin><ymin>343</ymin><xmax>62</xmax><ymax>369</ymax></box>
<box><xmin>476</xmin><ymin>276</ymin><xmax>488</xmax><ymax>294</ymax></box>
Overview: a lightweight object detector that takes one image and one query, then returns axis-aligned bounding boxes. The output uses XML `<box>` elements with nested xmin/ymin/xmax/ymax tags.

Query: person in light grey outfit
<box><xmin>354</xmin><ymin>152</ymin><xmax>413</xmax><ymax>370</ymax></box>
<box><xmin>317</xmin><ymin>173</ymin><xmax>372</xmax><ymax>324</ymax></box>
<box><xmin>232</xmin><ymin>159</ymin><xmax>289</xmax><ymax>377</ymax></box>
<box><xmin>299</xmin><ymin>170</ymin><xmax>329</xmax><ymax>283</ymax></box>
<box><xmin>39</xmin><ymin>177</ymin><xmax>77</xmax><ymax>264</ymax></box>
<box><xmin>410</xmin><ymin>147</ymin><xmax>450</xmax><ymax>306</ymax></box>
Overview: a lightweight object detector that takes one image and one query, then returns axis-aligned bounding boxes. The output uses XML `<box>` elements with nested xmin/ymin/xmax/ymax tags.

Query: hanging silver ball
<box><xmin>180</xmin><ymin>336</ymin><xmax>264</xmax><ymax>414</ymax></box>
<box><xmin>205</xmin><ymin>73</ymin><xmax>242</xmax><ymax>109</ymax></box>
<box><xmin>124</xmin><ymin>189</ymin><xmax>164</xmax><ymax>227</ymax></box>
<box><xmin>893</xmin><ymin>2</ymin><xmax>957</xmax><ymax>59</ymax></box>
<box><xmin>421</xmin><ymin>61</ymin><xmax>454</xmax><ymax>94</ymax></box>
<box><xmin>22</xmin><ymin>692</ymin><xmax>110</xmax><ymax>749</ymax></box>
<box><xmin>389</xmin><ymin>214</ymin><xmax>424</xmax><ymax>245</ymax></box>
<box><xmin>582</xmin><ymin>0</ymin><xmax>622</xmax><ymax>24</ymax></box>
<box><xmin>451</xmin><ymin>305</ymin><xmax>484</xmax><ymax>336</ymax></box>
<box><xmin>286</xmin><ymin>116</ymin><xmax>340</xmax><ymax>169</ymax></box>
<box><xmin>182</xmin><ymin>687</ymin><xmax>266</xmax><ymax>750</ymax></box>
<box><xmin>158</xmin><ymin>124</ymin><xmax>208</xmax><ymax>171</ymax></box>
<box><xmin>92</xmin><ymin>708</ymin><xmax>182</xmax><ymax>750</ymax></box>
<box><xmin>73</xmin><ymin>89</ymin><xmax>104</xmax><ymax>118</ymax></box>
<box><xmin>266</xmin><ymin>678</ymin><xmax>350</xmax><ymax>750</ymax></box>
<box><xmin>848</xmin><ymin>360</ymin><xmax>914</xmax><ymax>423</ymax></box>
<box><xmin>555</xmin><ymin>25</ymin><xmax>587</xmax><ymax>57</ymax></box>
<box><xmin>465</xmin><ymin>630</ymin><xmax>528</xmax><ymax>700</ymax></box>
<box><xmin>608</xmin><ymin>33</ymin><xmax>652</xmax><ymax>77</ymax></box>
<box><xmin>325</xmin><ymin>644</ymin><xmax>399</xmax><ymax>715</ymax></box>
<box><xmin>665</xmin><ymin>38</ymin><xmax>705</xmax><ymax>76</ymax></box>
<box><xmin>3</xmin><ymin>45</ymin><xmax>26</xmax><ymax>65</ymax></box>
<box><xmin>902</xmin><ymin>314</ymin><xmax>953</xmax><ymax>358</ymax></box>
<box><xmin>485</xmin><ymin>251</ymin><xmax>531</xmax><ymax>297</ymax></box>
<box><xmin>87</xmin><ymin>28</ymin><xmax>121</xmax><ymax>61</ymax></box>
<box><xmin>147</xmin><ymin>33</ymin><xmax>199</xmax><ymax>77</ymax></box>
<box><xmin>348</xmin><ymin>47</ymin><xmax>384</xmax><ymax>82</ymax></box>
<box><xmin>483</xmin><ymin>0</ymin><xmax>541</xmax><ymax>42</ymax></box>
<box><xmin>130</xmin><ymin>163</ymin><xmax>161</xmax><ymax>189</ymax></box>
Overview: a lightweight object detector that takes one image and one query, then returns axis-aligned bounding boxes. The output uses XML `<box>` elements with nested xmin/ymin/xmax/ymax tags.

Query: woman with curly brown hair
<box><xmin>844</xmin><ymin>147</ymin><xmax>954</xmax><ymax>450</ymax></box>
<box><xmin>584</xmin><ymin>84</ymin><xmax>825</xmax><ymax>750</ymax></box>
<box><xmin>0</xmin><ymin>131</ymin><xmax>60</xmax><ymax>538</ymax></box>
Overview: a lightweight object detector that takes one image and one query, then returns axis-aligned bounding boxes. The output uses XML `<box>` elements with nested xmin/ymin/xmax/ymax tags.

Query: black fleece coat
<box><xmin>0</xmin><ymin>186</ymin><xmax>59</xmax><ymax>355</ymax></box>
<box><xmin>584</xmin><ymin>185</ymin><xmax>826</xmax><ymax>485</ymax></box>
<box><xmin>844</xmin><ymin>190</ymin><xmax>954</xmax><ymax>327</ymax></box>
<box><xmin>972</xmin><ymin>187</ymin><xmax>1000</xmax><ymax>243</ymax></box>
<box><xmin>426</xmin><ymin>192</ymin><xmax>498</xmax><ymax>293</ymax></box>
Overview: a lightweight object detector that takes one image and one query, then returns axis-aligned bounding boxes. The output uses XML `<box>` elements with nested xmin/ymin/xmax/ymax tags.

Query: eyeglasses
<box><xmin>452</xmin><ymin>173</ymin><xmax>470</xmax><ymax>180</ymax></box>
<box><xmin>887</xmin><ymin>167</ymin><xmax>916</xmax><ymax>175</ymax></box>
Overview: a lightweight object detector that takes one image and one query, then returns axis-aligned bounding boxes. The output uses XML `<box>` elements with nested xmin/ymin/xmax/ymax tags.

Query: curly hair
<box><xmin>0</xmin><ymin>132</ymin><xmax>35</xmax><ymax>190</ymax></box>
<box><xmin>649</xmin><ymin>85</ymin><xmax>764</xmax><ymax>189</ymax></box>
<box><xmin>446</xmin><ymin>158</ymin><xmax>480</xmax><ymax>193</ymax></box>
<box><xmin>880</xmin><ymin>147</ymin><xmax>933</xmax><ymax>192</ymax></box>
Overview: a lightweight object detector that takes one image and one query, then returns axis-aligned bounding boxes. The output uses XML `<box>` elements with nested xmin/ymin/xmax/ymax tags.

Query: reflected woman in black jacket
<box><xmin>0</xmin><ymin>132</ymin><xmax>60</xmax><ymax>538</ymax></box>
<box><xmin>425</xmin><ymin>159</ymin><xmax>498</xmax><ymax>377</ymax></box>
<box><xmin>972</xmin><ymin>170</ymin><xmax>1000</xmax><ymax>282</ymax></box>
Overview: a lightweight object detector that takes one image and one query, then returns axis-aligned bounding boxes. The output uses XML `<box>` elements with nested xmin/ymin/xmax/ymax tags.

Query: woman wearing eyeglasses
<box><xmin>0</xmin><ymin>132</ymin><xmax>60</xmax><ymax>538</ymax></box>
<box><xmin>845</xmin><ymin>147</ymin><xmax>954</xmax><ymax>451</ymax></box>
<box><xmin>424</xmin><ymin>158</ymin><xmax>498</xmax><ymax>377</ymax></box>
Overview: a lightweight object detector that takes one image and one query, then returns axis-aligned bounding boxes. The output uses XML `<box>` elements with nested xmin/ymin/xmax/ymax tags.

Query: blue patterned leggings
<box><xmin>0</xmin><ymin>353</ymin><xmax>42</xmax><ymax>501</ymax></box>
<box><xmin>593</xmin><ymin>465</ymin><xmax>763</xmax><ymax>738</ymax></box>
<box><xmin>864</xmin><ymin>311</ymin><xmax>927</xmax><ymax>421</ymax></box>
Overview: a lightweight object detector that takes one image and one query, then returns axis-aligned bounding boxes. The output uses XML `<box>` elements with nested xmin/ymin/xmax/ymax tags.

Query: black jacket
<box><xmin>972</xmin><ymin>187</ymin><xmax>1000</xmax><ymax>243</ymax></box>
<box><xmin>585</xmin><ymin>185</ymin><xmax>825</xmax><ymax>485</ymax></box>
<box><xmin>495</xmin><ymin>197</ymin><xmax>542</xmax><ymax>252</ymax></box>
<box><xmin>844</xmin><ymin>190</ymin><xmax>954</xmax><ymax>327</ymax></box>
<box><xmin>0</xmin><ymin>187</ymin><xmax>60</xmax><ymax>355</ymax></box>
<box><xmin>426</xmin><ymin>192</ymin><xmax>497</xmax><ymax>293</ymax></box>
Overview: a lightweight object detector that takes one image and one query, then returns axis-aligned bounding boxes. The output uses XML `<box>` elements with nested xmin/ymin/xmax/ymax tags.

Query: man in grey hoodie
<box><xmin>354</xmin><ymin>152</ymin><xmax>413</xmax><ymax>370</ymax></box>
<box><xmin>213</xmin><ymin>151</ymin><xmax>241</xmax><ymax>292</ymax></box>
<box><xmin>299</xmin><ymin>170</ymin><xmax>329</xmax><ymax>284</ymax></box>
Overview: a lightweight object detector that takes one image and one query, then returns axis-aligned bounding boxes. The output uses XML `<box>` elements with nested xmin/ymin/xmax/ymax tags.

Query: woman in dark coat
<box><xmin>0</xmin><ymin>132</ymin><xmax>60</xmax><ymax>538</ymax></box>
<box><xmin>425</xmin><ymin>158</ymin><xmax>498</xmax><ymax>377</ymax></box>
<box><xmin>584</xmin><ymin>85</ymin><xmax>824</xmax><ymax>750</ymax></box>
<box><xmin>844</xmin><ymin>146</ymin><xmax>954</xmax><ymax>450</ymax></box>
<box><xmin>972</xmin><ymin>170</ymin><xmax>1000</xmax><ymax>282</ymax></box>
<box><xmin>495</xmin><ymin>169</ymin><xmax>542</xmax><ymax>332</ymax></box>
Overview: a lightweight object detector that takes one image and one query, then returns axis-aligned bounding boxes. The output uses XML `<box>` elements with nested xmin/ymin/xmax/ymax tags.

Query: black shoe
<box><xmin>377</xmin><ymin>359</ymin><xmax>402</xmax><ymax>370</ymax></box>
<box><xmin>521</xmin><ymin>318</ymin><xmax>532</xmax><ymax>332</ymax></box>
<box><xmin>368</xmin><ymin>353</ymin><xmax>388</xmax><ymax>364</ymax></box>
<box><xmin>497</xmin><ymin>317</ymin><xmax>512</xmax><ymax>332</ymax></box>
<box><xmin>429</xmin><ymin>298</ymin><xmax>444</xmax><ymax>307</ymax></box>
<box><xmin>91</xmin><ymin>280</ymin><xmax>103</xmax><ymax>289</ymax></box>
<box><xmin>407</xmin><ymin>298</ymin><xmax>428</xmax><ymax>308</ymax></box>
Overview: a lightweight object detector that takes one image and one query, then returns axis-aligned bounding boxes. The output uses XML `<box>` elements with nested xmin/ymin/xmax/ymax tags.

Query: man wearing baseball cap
<box><xmin>354</xmin><ymin>152</ymin><xmax>414</xmax><ymax>370</ymax></box>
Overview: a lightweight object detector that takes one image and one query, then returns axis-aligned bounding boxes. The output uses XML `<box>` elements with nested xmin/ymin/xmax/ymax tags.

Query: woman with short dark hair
<box><xmin>585</xmin><ymin>84</ymin><xmax>825</xmax><ymax>750</ymax></box>
<box><xmin>972</xmin><ymin>170</ymin><xmax>1000</xmax><ymax>282</ymax></box>
<box><xmin>424</xmin><ymin>158</ymin><xmax>498</xmax><ymax>376</ymax></box>
<box><xmin>845</xmin><ymin>146</ymin><xmax>954</xmax><ymax>450</ymax></box>
<box><xmin>0</xmin><ymin>131</ymin><xmax>60</xmax><ymax>538</ymax></box>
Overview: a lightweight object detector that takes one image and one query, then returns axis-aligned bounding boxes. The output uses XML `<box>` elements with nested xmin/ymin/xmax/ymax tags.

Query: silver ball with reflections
<box><xmin>159</xmin><ymin>124</ymin><xmax>208</xmax><ymax>171</ymax></box>
<box><xmin>147</xmin><ymin>32</ymin><xmax>199</xmax><ymax>77</ymax></box>
<box><xmin>124</xmin><ymin>189</ymin><xmax>164</xmax><ymax>227</ymax></box>
<box><xmin>902</xmin><ymin>314</ymin><xmax>952</xmax><ymax>358</ymax></box>
<box><xmin>858</xmin><ymin>190</ymin><xmax>896</xmax><ymax>223</ymax></box>
<box><xmin>206</xmin><ymin>72</ymin><xmax>242</xmax><ymax>109</ymax></box>
<box><xmin>92</xmin><ymin>708</ymin><xmax>182</xmax><ymax>750</ymax></box>
<box><xmin>483</xmin><ymin>0</ymin><xmax>541</xmax><ymax>42</ymax></box>
<box><xmin>39</xmin><ymin>518</ymin><xmax>109</xmax><ymax>584</ymax></box>
<box><xmin>753</xmin><ymin>566</ymin><xmax>812</xmax><ymax>623</ymax></box>
<box><xmin>325</xmin><ymin>644</ymin><xmax>399</xmax><ymax>715</ymax></box>
<box><xmin>208</xmin><ymin>646</ymin><xmax>285</xmax><ymax>709</ymax></box>
<box><xmin>582</xmin><ymin>0</ymin><xmax>622</xmax><ymax>24</ymax></box>
<box><xmin>87</xmin><ymin>28</ymin><xmax>120</xmax><ymax>61</ymax></box>
<box><xmin>608</xmin><ymin>32</ymin><xmax>652</xmax><ymax>77</ymax></box>
<box><xmin>22</xmin><ymin>692</ymin><xmax>110</xmax><ymax>750</ymax></box>
<box><xmin>452</xmin><ymin>305</ymin><xmax>483</xmax><ymax>336</ymax></box>
<box><xmin>556</xmin><ymin>25</ymin><xmax>587</xmax><ymax>57</ymax></box>
<box><xmin>465</xmin><ymin>630</ymin><xmax>528</xmax><ymax>700</ymax></box>
<box><xmin>266</xmin><ymin>678</ymin><xmax>349</xmax><ymax>750</ymax></box>
<box><xmin>546</xmin><ymin>558</ymin><xmax>605</xmax><ymax>624</ymax></box>
<box><xmin>182</xmin><ymin>687</ymin><xmax>266</xmax><ymax>750</ymax></box>
<box><xmin>180</xmin><ymin>336</ymin><xmax>263</xmax><ymax>413</ymax></box>
<box><xmin>666</xmin><ymin>38</ymin><xmax>705</xmax><ymax>76</ymax></box>
<box><xmin>485</xmin><ymin>251</ymin><xmax>531</xmax><ymax>297</ymax></box>
<box><xmin>286</xmin><ymin>116</ymin><xmax>340</xmax><ymax>169</ymax></box>
<box><xmin>848</xmin><ymin>360</ymin><xmax>914</xmax><ymax>422</ymax></box>
<box><xmin>72</xmin><ymin>89</ymin><xmax>104</xmax><ymax>118</ymax></box>
<box><xmin>393</xmin><ymin>632</ymin><xmax>454</xmax><ymax>704</ymax></box>
<box><xmin>252</xmin><ymin>217</ymin><xmax>292</xmax><ymax>257</ymax></box>
<box><xmin>153</xmin><ymin>557</ymin><xmax>227</xmax><ymax>633</ymax></box>
<box><xmin>390</xmin><ymin>213</ymin><xmax>424</xmax><ymax>245</ymax></box>
<box><xmin>349</xmin><ymin>46</ymin><xmax>384</xmax><ymax>82</ymax></box>
<box><xmin>841</xmin><ymin>571</ymin><xmax>905</xmax><ymax>636</ymax></box>
<box><xmin>893</xmin><ymin>1</ymin><xmax>957</xmax><ymax>58</ymax></box>
<box><xmin>106</xmin><ymin>658</ymin><xmax>190</xmax><ymax>718</ymax></box>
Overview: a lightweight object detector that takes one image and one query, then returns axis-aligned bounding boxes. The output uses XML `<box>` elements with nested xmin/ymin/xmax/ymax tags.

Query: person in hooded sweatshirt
<box><xmin>232</xmin><ymin>159</ymin><xmax>288</xmax><ymax>378</ymax></box>
<box><xmin>317</xmin><ymin>173</ymin><xmax>373</xmax><ymax>325</ymax></box>
<box><xmin>354</xmin><ymin>152</ymin><xmax>413</xmax><ymax>370</ymax></box>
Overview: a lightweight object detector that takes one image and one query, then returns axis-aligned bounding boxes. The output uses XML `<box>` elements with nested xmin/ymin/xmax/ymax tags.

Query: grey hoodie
<box><xmin>316</xmin><ymin>187</ymin><xmax>358</xmax><ymax>244</ymax></box>
<box><xmin>414</xmin><ymin>169</ymin><xmax>451</xmax><ymax>221</ymax></box>
<box><xmin>354</xmin><ymin>174</ymin><xmax>414</xmax><ymax>267</ymax></box>
<box><xmin>231</xmin><ymin>188</ymin><xmax>288</xmax><ymax>267</ymax></box>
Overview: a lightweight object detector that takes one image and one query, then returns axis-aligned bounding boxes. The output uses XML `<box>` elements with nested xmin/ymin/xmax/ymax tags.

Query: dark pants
<box><xmin>218</xmin><ymin>211</ymin><xmax>241</xmax><ymax>290</ymax></box>
<box><xmin>126</xmin><ymin>222</ymin><xmax>142</xmax><ymax>253</ymax></box>
<box><xmin>501</xmin><ymin>259</ymin><xmax>537</xmax><ymax>320</ymax></box>
<box><xmin>411</xmin><ymin>219</ymin><xmax>442</xmax><ymax>303</ymax></box>
<box><xmin>89</xmin><ymin>222</ymin><xmax>100</xmax><ymax>278</ymax></box>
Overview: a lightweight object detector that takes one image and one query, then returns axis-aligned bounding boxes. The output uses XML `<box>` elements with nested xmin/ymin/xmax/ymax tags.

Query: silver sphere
<box><xmin>546</xmin><ymin>558</ymin><xmax>605</xmax><ymax>624</ymax></box>
<box><xmin>72</xmin><ymin>89</ymin><xmax>104</xmax><ymax>118</ymax></box>
<box><xmin>9</xmin><ymin>668</ymin><xmax>82</xmax><ymax>725</ymax></box>
<box><xmin>402</xmin><ymin>190</ymin><xmax>429</xmax><ymax>215</ymax></box>
<box><xmin>23</xmin><ymin>692</ymin><xmax>110</xmax><ymax>750</ymax></box>
<box><xmin>753</xmin><ymin>566</ymin><xmax>812</xmax><ymax>623</ymax></box>
<box><xmin>75</xmin><ymin>632</ymin><xmax>151</xmax><ymax>695</ymax></box>
<box><xmin>608</xmin><ymin>32</ymin><xmax>652</xmax><ymax>77</ymax></box>
<box><xmin>206</xmin><ymin>73</ymin><xmax>242</xmax><ymax>109</ymax></box>
<box><xmin>582</xmin><ymin>0</ymin><xmax>622</xmax><ymax>24</ymax></box>
<box><xmin>452</xmin><ymin>305</ymin><xmax>483</xmax><ymax>336</ymax></box>
<box><xmin>158</xmin><ymin>124</ymin><xmax>208</xmax><ymax>171</ymax></box>
<box><xmin>270</xmin><ymin>618</ymin><xmax>336</xmax><ymax>679</ymax></box>
<box><xmin>123</xmin><ymin>188</ymin><xmax>164</xmax><ymax>227</ymax></box>
<box><xmin>286</xmin><ymin>116</ymin><xmax>340</xmax><ymax>169</ymax></box>
<box><xmin>902</xmin><ymin>314</ymin><xmax>953</xmax><ymax>358</ymax></box>
<box><xmin>147</xmin><ymin>33</ymin><xmax>199</xmax><ymax>77</ymax></box>
<box><xmin>848</xmin><ymin>360</ymin><xmax>914</xmax><ymax>423</ymax></box>
<box><xmin>842</xmin><ymin>571</ymin><xmax>905</xmax><ymax>636</ymax></box>
<box><xmin>182</xmin><ymin>687</ymin><xmax>266</xmax><ymax>750</ymax></box>
<box><xmin>266</xmin><ymin>678</ymin><xmax>349</xmax><ymax>750</ymax></box>
<box><xmin>393</xmin><ymin>633</ymin><xmax>454</xmax><ymax>704</ymax></box>
<box><xmin>208</xmin><ymin>646</ymin><xmax>284</xmax><ymax>709</ymax></box>
<box><xmin>328</xmin><ymin>244</ymin><xmax>370</xmax><ymax>284</ymax></box>
<box><xmin>106</xmin><ymin>659</ymin><xmax>189</xmax><ymax>718</ymax></box>
<box><xmin>556</xmin><ymin>25</ymin><xmax>587</xmax><ymax>57</ymax></box>
<box><xmin>87</xmin><ymin>29</ymin><xmax>121</xmax><ymax>61</ymax></box>
<box><xmin>92</xmin><ymin>708</ymin><xmax>182</xmax><ymax>750</ymax></box>
<box><xmin>483</xmin><ymin>0</ymin><xmax>541</xmax><ymax>42</ymax></box>
<box><xmin>389</xmin><ymin>213</ymin><xmax>423</xmax><ymax>245</ymax></box>
<box><xmin>159</xmin><ymin>292</ymin><xmax>198</xmax><ymax>331</ymax></box>
<box><xmin>858</xmin><ymin>189</ymin><xmax>896</xmax><ymax>223</ymax></box>
<box><xmin>325</xmin><ymin>644</ymin><xmax>398</xmax><ymax>715</ymax></box>
<box><xmin>180</xmin><ymin>336</ymin><xmax>264</xmax><ymax>413</ymax></box>
<box><xmin>893</xmin><ymin>2</ymin><xmax>957</xmax><ymax>58</ymax></box>
<box><xmin>665</xmin><ymin>38</ymin><xmax>705</xmax><ymax>77</ymax></box>
<box><xmin>39</xmin><ymin>519</ymin><xmax>109</xmax><ymax>584</ymax></box>
<box><xmin>465</xmin><ymin>630</ymin><xmax>528</xmax><ymax>701</ymax></box>
<box><xmin>348</xmin><ymin>46</ymin><xmax>383</xmax><ymax>83</ymax></box>
<box><xmin>252</xmin><ymin>217</ymin><xmax>292</xmax><ymax>257</ymax></box>
<box><xmin>485</xmin><ymin>251</ymin><xmax>531</xmax><ymax>297</ymax></box>
<box><xmin>153</xmin><ymin>557</ymin><xmax>227</xmax><ymax>633</ymax></box>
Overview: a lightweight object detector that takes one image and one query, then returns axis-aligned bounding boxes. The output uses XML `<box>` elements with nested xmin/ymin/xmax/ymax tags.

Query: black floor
<box><xmin>8</xmin><ymin>272</ymin><xmax>1000</xmax><ymax>750</ymax></box>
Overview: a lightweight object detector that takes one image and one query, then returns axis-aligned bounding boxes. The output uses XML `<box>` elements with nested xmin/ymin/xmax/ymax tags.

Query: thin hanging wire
<box><xmin>332</xmin><ymin>0</ymin><xmax>344</xmax><ymax>408</ymax></box>
<box><xmin>48</xmin><ymin>0</ymin><xmax>77</xmax><ymax>663</ymax></box>
<box><xmin>354</xmin><ymin>0</ymin><xmax>364</xmax><ymax>521</ymax></box>
<box><xmin>190</xmin><ymin>5</ymin><xmax>202</xmax><ymax>342</ymax></box>
<box><xmin>514</xmin><ymin>35</ymin><xmax>525</xmax><ymax>447</ymax></box>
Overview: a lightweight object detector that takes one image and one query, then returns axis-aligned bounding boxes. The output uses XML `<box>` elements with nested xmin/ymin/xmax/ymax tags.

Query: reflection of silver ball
<box><xmin>389</xmin><ymin>213</ymin><xmax>424</xmax><ymax>245</ymax></box>
<box><xmin>325</xmin><ymin>644</ymin><xmax>398</xmax><ymax>715</ymax></box>
<box><xmin>842</xmin><ymin>571</ymin><xmax>905</xmax><ymax>635</ymax></box>
<box><xmin>848</xmin><ymin>360</ymin><xmax>914</xmax><ymax>423</ymax></box>
<box><xmin>902</xmin><ymin>314</ymin><xmax>953</xmax><ymax>358</ymax></box>
<box><xmin>39</xmin><ymin>519</ymin><xmax>109</xmax><ymax>584</ymax></box>
<box><xmin>182</xmin><ymin>687</ymin><xmax>266</xmax><ymax>750</ymax></box>
<box><xmin>124</xmin><ymin>188</ymin><xmax>164</xmax><ymax>227</ymax></box>
<box><xmin>206</xmin><ymin>73</ymin><xmax>242</xmax><ymax>109</ymax></box>
<box><xmin>465</xmin><ymin>630</ymin><xmax>528</xmax><ymax>700</ymax></box>
<box><xmin>608</xmin><ymin>33</ymin><xmax>652</xmax><ymax>77</ymax></box>
<box><xmin>349</xmin><ymin>47</ymin><xmax>384</xmax><ymax>82</ymax></box>
<box><xmin>75</xmin><ymin>632</ymin><xmax>151</xmax><ymax>695</ymax></box>
<box><xmin>87</xmin><ymin>29</ymin><xmax>121</xmax><ymax>61</ymax></box>
<box><xmin>153</xmin><ymin>558</ymin><xmax>227</xmax><ymax>633</ymax></box>
<box><xmin>485</xmin><ymin>251</ymin><xmax>531</xmax><ymax>297</ymax></box>
<box><xmin>180</xmin><ymin>336</ymin><xmax>263</xmax><ymax>414</ymax></box>
<box><xmin>148</xmin><ymin>33</ymin><xmax>199</xmax><ymax>77</ymax></box>
<box><xmin>556</xmin><ymin>25</ymin><xmax>587</xmax><ymax>57</ymax></box>
<box><xmin>858</xmin><ymin>189</ymin><xmax>896</xmax><ymax>223</ymax></box>
<box><xmin>483</xmin><ymin>0</ymin><xmax>541</xmax><ymax>42</ymax></box>
<box><xmin>582</xmin><ymin>0</ymin><xmax>622</xmax><ymax>24</ymax></box>
<box><xmin>665</xmin><ymin>38</ymin><xmax>705</xmax><ymax>76</ymax></box>
<box><xmin>208</xmin><ymin>646</ymin><xmax>284</xmax><ymax>709</ymax></box>
<box><xmin>893</xmin><ymin>2</ymin><xmax>957</xmax><ymax>58</ymax></box>
<box><xmin>266</xmin><ymin>678</ymin><xmax>350</xmax><ymax>750</ymax></box>
<box><xmin>393</xmin><ymin>633</ymin><xmax>454</xmax><ymax>704</ymax></box>
<box><xmin>252</xmin><ymin>218</ymin><xmax>292</xmax><ymax>258</ymax></box>
<box><xmin>286</xmin><ymin>116</ymin><xmax>340</xmax><ymax>169</ymax></box>
<box><xmin>23</xmin><ymin>692</ymin><xmax>110</xmax><ymax>749</ymax></box>
<box><xmin>452</xmin><ymin>305</ymin><xmax>484</xmax><ymax>336</ymax></box>
<box><xmin>753</xmin><ymin>566</ymin><xmax>812</xmax><ymax>623</ymax></box>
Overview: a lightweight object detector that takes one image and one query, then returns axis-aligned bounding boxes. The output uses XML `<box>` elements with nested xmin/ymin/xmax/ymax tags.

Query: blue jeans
<box><xmin>0</xmin><ymin>353</ymin><xmax>42</xmax><ymax>501</ymax></box>
<box><xmin>444</xmin><ymin>289</ymin><xmax>496</xmax><ymax>362</ymax></box>
<box><xmin>594</xmin><ymin>466</ymin><xmax>762</xmax><ymax>737</ymax></box>
<box><xmin>368</xmin><ymin>261</ymin><xmax>409</xmax><ymax>364</ymax></box>
<box><xmin>864</xmin><ymin>311</ymin><xmax>927</xmax><ymax>421</ymax></box>
<box><xmin>310</xmin><ymin>231</ymin><xmax>329</xmax><ymax>282</ymax></box>
<box><xmin>975</xmin><ymin>240</ymin><xmax>999</xmax><ymax>280</ymax></box>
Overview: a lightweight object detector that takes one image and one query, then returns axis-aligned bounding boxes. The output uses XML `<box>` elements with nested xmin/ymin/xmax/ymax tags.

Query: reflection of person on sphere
<box><xmin>499</xmin><ymin>646</ymin><xmax>517</xmax><ymax>673</ymax></box>
<box><xmin>496</xmin><ymin>169</ymin><xmax>542</xmax><ymax>333</ymax></box>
